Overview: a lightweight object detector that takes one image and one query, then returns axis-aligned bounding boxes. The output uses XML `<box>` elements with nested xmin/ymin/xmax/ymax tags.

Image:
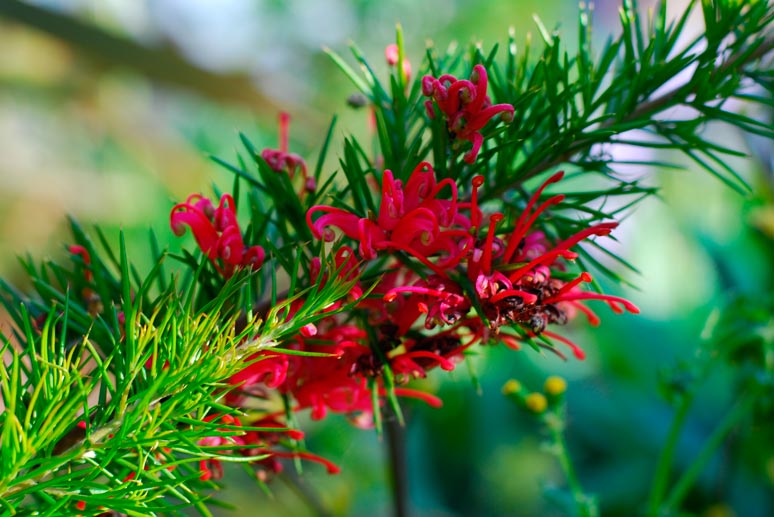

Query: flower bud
<box><xmin>385</xmin><ymin>43</ymin><xmax>399</xmax><ymax>66</ymax></box>
<box><xmin>525</xmin><ymin>392</ymin><xmax>548</xmax><ymax>414</ymax></box>
<box><xmin>544</xmin><ymin>376</ymin><xmax>567</xmax><ymax>396</ymax></box>
<box><xmin>421</xmin><ymin>76</ymin><xmax>436</xmax><ymax>97</ymax></box>
<box><xmin>502</xmin><ymin>379</ymin><xmax>522</xmax><ymax>395</ymax></box>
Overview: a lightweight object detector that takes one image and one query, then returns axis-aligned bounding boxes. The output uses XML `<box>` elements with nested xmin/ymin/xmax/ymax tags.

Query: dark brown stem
<box><xmin>386</xmin><ymin>414</ymin><xmax>409</xmax><ymax>517</ymax></box>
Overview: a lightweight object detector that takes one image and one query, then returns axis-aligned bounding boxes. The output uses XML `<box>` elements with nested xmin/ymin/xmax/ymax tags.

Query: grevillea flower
<box><xmin>171</xmin><ymin>193</ymin><xmax>264</xmax><ymax>278</ymax></box>
<box><xmin>307</xmin><ymin>162</ymin><xmax>471</xmax><ymax>271</ymax></box>
<box><xmin>384</xmin><ymin>274</ymin><xmax>471</xmax><ymax>333</ymax></box>
<box><xmin>366</xmin><ymin>171</ymin><xmax>639</xmax><ymax>360</ymax></box>
<box><xmin>261</xmin><ymin>112</ymin><xmax>315</xmax><ymax>193</ymax></box>
<box><xmin>211</xmin><ymin>162</ymin><xmax>638</xmax><ymax>485</ymax></box>
<box><xmin>197</xmin><ymin>413</ymin><xmax>339</xmax><ymax>481</ymax></box>
<box><xmin>422</xmin><ymin>64</ymin><xmax>514</xmax><ymax>163</ymax></box>
<box><xmin>462</xmin><ymin>171</ymin><xmax>640</xmax><ymax>359</ymax></box>
<box><xmin>240</xmin><ymin>417</ymin><xmax>340</xmax><ymax>479</ymax></box>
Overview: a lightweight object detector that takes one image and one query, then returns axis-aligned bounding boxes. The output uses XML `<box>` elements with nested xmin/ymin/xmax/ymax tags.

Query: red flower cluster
<box><xmin>308</xmin><ymin>162</ymin><xmax>470</xmax><ymax>273</ymax></box>
<box><xmin>225</xmin><ymin>246</ymin><xmax>444</xmax><ymax>427</ymax></box>
<box><xmin>213</xmin><ymin>161</ymin><xmax>638</xmax><ymax>478</ymax></box>
<box><xmin>171</xmin><ymin>193</ymin><xmax>264</xmax><ymax>278</ymax></box>
<box><xmin>422</xmin><ymin>64</ymin><xmax>515</xmax><ymax>163</ymax></box>
<box><xmin>227</xmin><ymin>313</ymin><xmax>445</xmax><ymax>432</ymax></box>
<box><xmin>170</xmin><ymin>64</ymin><xmax>637</xmax><ymax>484</ymax></box>
<box><xmin>308</xmin><ymin>163</ymin><xmax>639</xmax><ymax>363</ymax></box>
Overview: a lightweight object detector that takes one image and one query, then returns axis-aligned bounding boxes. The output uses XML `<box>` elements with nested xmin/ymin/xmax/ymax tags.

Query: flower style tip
<box><xmin>269</xmin><ymin>450</ymin><xmax>342</xmax><ymax>474</ymax></box>
<box><xmin>260</xmin><ymin>112</ymin><xmax>311</xmax><ymax>194</ymax></box>
<box><xmin>393</xmin><ymin>387</ymin><xmax>444</xmax><ymax>408</ymax></box>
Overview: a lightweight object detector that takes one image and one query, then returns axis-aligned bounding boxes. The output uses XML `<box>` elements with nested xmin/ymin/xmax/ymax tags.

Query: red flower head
<box><xmin>465</xmin><ymin>171</ymin><xmax>640</xmax><ymax>359</ymax></box>
<box><xmin>171</xmin><ymin>193</ymin><xmax>264</xmax><ymax>278</ymax></box>
<box><xmin>423</xmin><ymin>64</ymin><xmax>514</xmax><ymax>164</ymax></box>
<box><xmin>261</xmin><ymin>112</ymin><xmax>315</xmax><ymax>193</ymax></box>
<box><xmin>307</xmin><ymin>162</ymin><xmax>471</xmax><ymax>271</ymax></box>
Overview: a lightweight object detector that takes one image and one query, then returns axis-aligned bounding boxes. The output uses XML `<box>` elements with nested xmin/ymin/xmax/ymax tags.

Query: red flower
<box><xmin>226</xmin><ymin>351</ymin><xmax>290</xmax><ymax>406</ymax></box>
<box><xmin>307</xmin><ymin>162</ymin><xmax>471</xmax><ymax>272</ymax></box>
<box><xmin>197</xmin><ymin>414</ymin><xmax>244</xmax><ymax>481</ymax></box>
<box><xmin>464</xmin><ymin>171</ymin><xmax>640</xmax><ymax>358</ymax></box>
<box><xmin>261</xmin><ymin>112</ymin><xmax>315</xmax><ymax>193</ymax></box>
<box><xmin>171</xmin><ymin>193</ymin><xmax>264</xmax><ymax>278</ymax></box>
<box><xmin>423</xmin><ymin>64</ymin><xmax>514</xmax><ymax>163</ymax></box>
<box><xmin>384</xmin><ymin>274</ymin><xmax>471</xmax><ymax>332</ymax></box>
<box><xmin>240</xmin><ymin>417</ymin><xmax>340</xmax><ymax>479</ymax></box>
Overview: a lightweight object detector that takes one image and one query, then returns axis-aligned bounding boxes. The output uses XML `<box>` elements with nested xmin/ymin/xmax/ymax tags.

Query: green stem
<box><xmin>547</xmin><ymin>415</ymin><xmax>597</xmax><ymax>517</ymax></box>
<box><xmin>646</xmin><ymin>390</ymin><xmax>697</xmax><ymax>515</ymax></box>
<box><xmin>662</xmin><ymin>390</ymin><xmax>758</xmax><ymax>512</ymax></box>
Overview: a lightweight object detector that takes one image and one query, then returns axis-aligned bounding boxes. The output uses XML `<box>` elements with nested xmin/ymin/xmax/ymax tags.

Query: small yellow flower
<box><xmin>703</xmin><ymin>503</ymin><xmax>736</xmax><ymax>517</ymax></box>
<box><xmin>525</xmin><ymin>392</ymin><xmax>548</xmax><ymax>414</ymax></box>
<box><xmin>502</xmin><ymin>379</ymin><xmax>522</xmax><ymax>395</ymax></box>
<box><xmin>544</xmin><ymin>376</ymin><xmax>567</xmax><ymax>396</ymax></box>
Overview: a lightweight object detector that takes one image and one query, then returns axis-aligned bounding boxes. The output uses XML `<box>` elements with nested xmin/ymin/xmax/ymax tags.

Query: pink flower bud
<box><xmin>385</xmin><ymin>43</ymin><xmax>399</xmax><ymax>66</ymax></box>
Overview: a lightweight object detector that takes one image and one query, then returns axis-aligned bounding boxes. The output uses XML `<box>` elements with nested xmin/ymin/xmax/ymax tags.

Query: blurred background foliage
<box><xmin>0</xmin><ymin>0</ymin><xmax>772</xmax><ymax>515</ymax></box>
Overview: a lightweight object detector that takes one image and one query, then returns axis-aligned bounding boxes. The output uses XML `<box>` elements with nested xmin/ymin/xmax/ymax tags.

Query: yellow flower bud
<box><xmin>525</xmin><ymin>392</ymin><xmax>548</xmax><ymax>414</ymax></box>
<box><xmin>704</xmin><ymin>503</ymin><xmax>736</xmax><ymax>517</ymax></box>
<box><xmin>544</xmin><ymin>376</ymin><xmax>567</xmax><ymax>396</ymax></box>
<box><xmin>501</xmin><ymin>379</ymin><xmax>522</xmax><ymax>395</ymax></box>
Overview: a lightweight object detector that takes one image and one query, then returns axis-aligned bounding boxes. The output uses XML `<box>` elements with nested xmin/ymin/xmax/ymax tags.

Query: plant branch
<box><xmin>483</xmin><ymin>34</ymin><xmax>774</xmax><ymax>201</ymax></box>
<box><xmin>545</xmin><ymin>413</ymin><xmax>598</xmax><ymax>517</ymax></box>
<box><xmin>662</xmin><ymin>388</ymin><xmax>758</xmax><ymax>512</ymax></box>
<box><xmin>385</xmin><ymin>414</ymin><xmax>409</xmax><ymax>517</ymax></box>
<box><xmin>645</xmin><ymin>389</ymin><xmax>696</xmax><ymax>515</ymax></box>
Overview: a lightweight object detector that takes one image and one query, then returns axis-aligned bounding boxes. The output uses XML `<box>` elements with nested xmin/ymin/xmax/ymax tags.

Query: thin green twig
<box><xmin>662</xmin><ymin>389</ymin><xmax>759</xmax><ymax>512</ymax></box>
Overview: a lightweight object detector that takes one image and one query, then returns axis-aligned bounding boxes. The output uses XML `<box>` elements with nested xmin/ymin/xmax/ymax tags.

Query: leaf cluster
<box><xmin>0</xmin><ymin>218</ymin><xmax>354</xmax><ymax>515</ymax></box>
